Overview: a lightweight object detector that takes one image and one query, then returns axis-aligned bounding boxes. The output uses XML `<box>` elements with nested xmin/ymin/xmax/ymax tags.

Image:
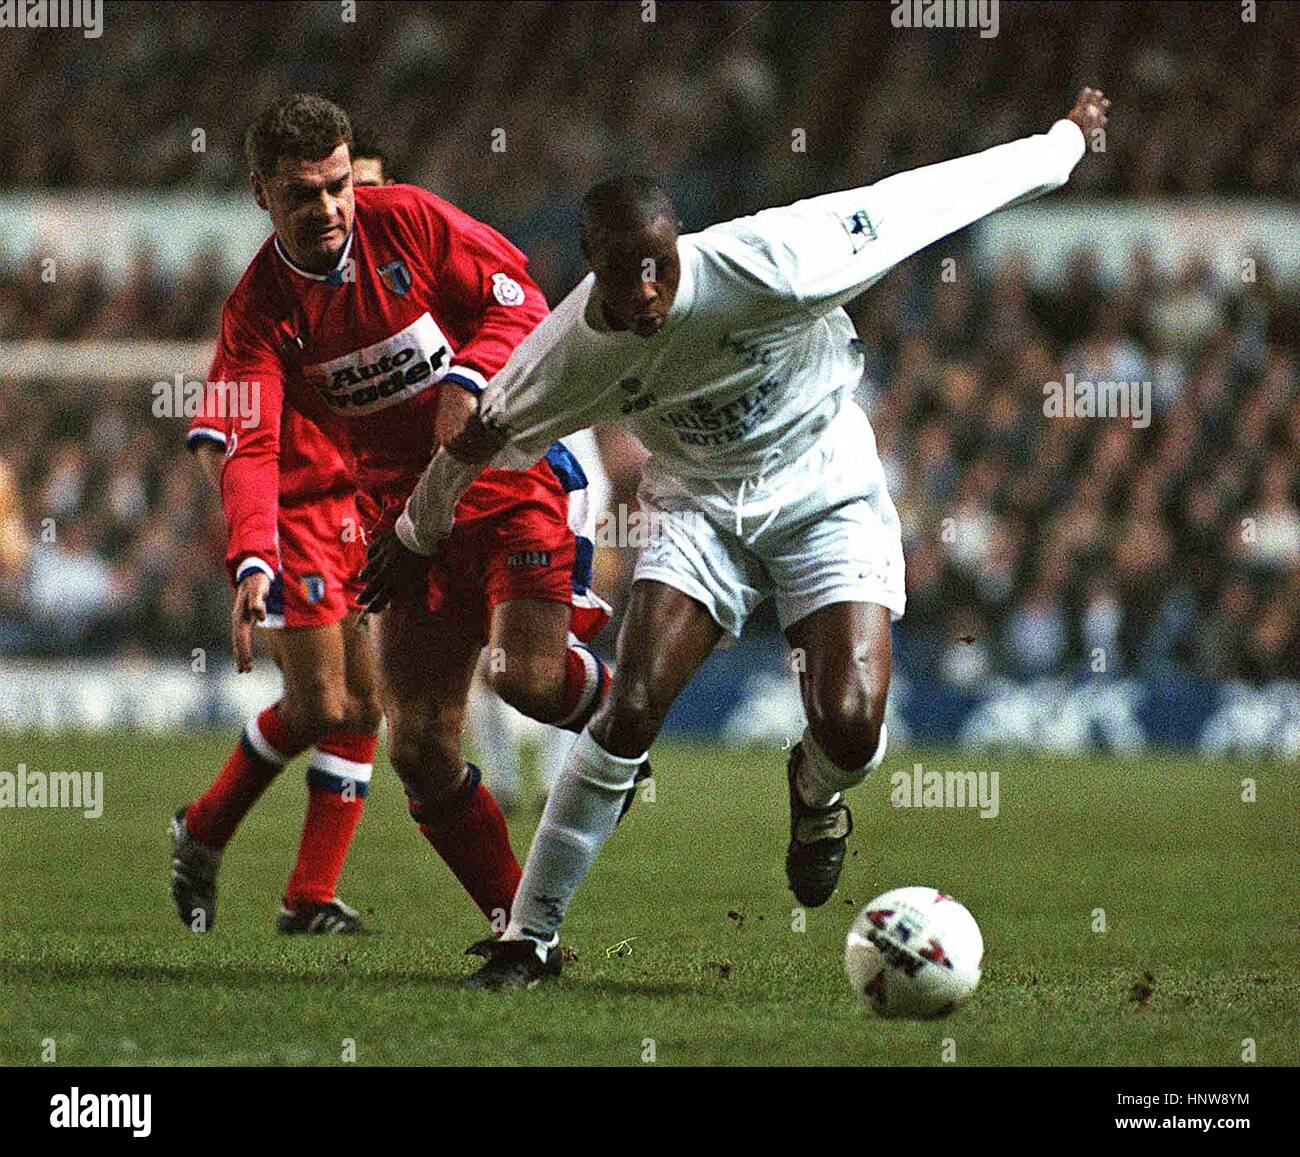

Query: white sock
<box><xmin>468</xmin><ymin>682</ymin><xmax>524</xmax><ymax>802</ymax></box>
<box><xmin>538</xmin><ymin>730</ymin><xmax>578</xmax><ymax>795</ymax></box>
<box><xmin>505</xmin><ymin>728</ymin><xmax>643</xmax><ymax>944</ymax></box>
<box><xmin>796</xmin><ymin>723</ymin><xmax>888</xmax><ymax>808</ymax></box>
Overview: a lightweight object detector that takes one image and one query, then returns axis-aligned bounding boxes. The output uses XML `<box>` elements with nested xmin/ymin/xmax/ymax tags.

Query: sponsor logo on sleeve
<box><xmin>841</xmin><ymin>208</ymin><xmax>878</xmax><ymax>253</ymax></box>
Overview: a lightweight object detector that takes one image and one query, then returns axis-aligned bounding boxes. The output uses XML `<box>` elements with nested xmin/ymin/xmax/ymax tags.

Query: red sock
<box><xmin>283</xmin><ymin>730</ymin><xmax>378</xmax><ymax>908</ymax></box>
<box><xmin>414</xmin><ymin>764</ymin><xmax>521</xmax><ymax>925</ymax></box>
<box><xmin>555</xmin><ymin>643</ymin><xmax>611</xmax><ymax>733</ymax></box>
<box><xmin>185</xmin><ymin>704</ymin><xmax>310</xmax><ymax>849</ymax></box>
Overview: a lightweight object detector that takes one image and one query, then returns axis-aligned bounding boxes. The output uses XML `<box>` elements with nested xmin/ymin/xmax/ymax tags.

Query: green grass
<box><xmin>0</xmin><ymin>734</ymin><xmax>1295</xmax><ymax>1066</ymax></box>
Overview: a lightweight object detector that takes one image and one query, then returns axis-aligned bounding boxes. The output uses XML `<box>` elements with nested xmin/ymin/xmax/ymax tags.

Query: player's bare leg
<box><xmin>590</xmin><ymin>580</ymin><xmax>725</xmax><ymax>756</ymax></box>
<box><xmin>272</xmin><ymin>620</ymin><xmax>367</xmax><ymax>736</ymax></box>
<box><xmin>467</xmin><ymin>580</ymin><xmax>721</xmax><ymax>988</ymax></box>
<box><xmin>171</xmin><ymin>616</ymin><xmax>381</xmax><ymax>933</ymax></box>
<box><xmin>377</xmin><ymin>594</ymin><xmax>480</xmax><ymax>807</ymax></box>
<box><xmin>377</xmin><ymin>595</ymin><xmax>523</xmax><ymax>927</ymax></box>
<box><xmin>484</xmin><ymin>599</ymin><xmax>571</xmax><ymax>722</ymax></box>
<box><xmin>486</xmin><ymin>597</ymin><xmax>611</xmax><ymax>733</ymax></box>
<box><xmin>782</xmin><ymin>601</ymin><xmax>891</xmax><ymax>907</ymax></box>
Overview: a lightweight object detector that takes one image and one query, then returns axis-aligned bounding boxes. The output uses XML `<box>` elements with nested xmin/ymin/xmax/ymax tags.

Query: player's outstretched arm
<box><xmin>737</xmin><ymin>87</ymin><xmax>1110</xmax><ymax>317</ymax></box>
<box><xmin>207</xmin><ymin>306</ymin><xmax>289</xmax><ymax>671</ymax></box>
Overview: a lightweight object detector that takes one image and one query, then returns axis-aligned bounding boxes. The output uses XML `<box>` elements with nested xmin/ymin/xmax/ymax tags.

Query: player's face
<box><xmin>351</xmin><ymin>156</ymin><xmax>387</xmax><ymax>187</ymax></box>
<box><xmin>588</xmin><ymin>215</ymin><xmax>681</xmax><ymax>338</ymax></box>
<box><xmin>253</xmin><ymin>143</ymin><xmax>355</xmax><ymax>273</ymax></box>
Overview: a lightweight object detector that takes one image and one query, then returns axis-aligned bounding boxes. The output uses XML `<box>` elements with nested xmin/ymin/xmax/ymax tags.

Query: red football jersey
<box><xmin>209</xmin><ymin>183</ymin><xmax>549</xmax><ymax>581</ymax></box>
<box><xmin>186</xmin><ymin>386</ymin><xmax>351</xmax><ymax>511</ymax></box>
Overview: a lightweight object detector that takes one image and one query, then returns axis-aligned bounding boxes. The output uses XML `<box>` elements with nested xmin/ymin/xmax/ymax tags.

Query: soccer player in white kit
<box><xmin>361</xmin><ymin>88</ymin><xmax>1110</xmax><ymax>988</ymax></box>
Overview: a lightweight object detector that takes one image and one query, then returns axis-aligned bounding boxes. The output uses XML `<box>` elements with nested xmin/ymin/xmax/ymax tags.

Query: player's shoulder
<box><xmin>681</xmin><ymin>220</ymin><xmax>786</xmax><ymax>293</ymax></box>
<box><xmin>357</xmin><ymin>181</ymin><xmax>480</xmax><ymax>233</ymax></box>
<box><xmin>355</xmin><ymin>181</ymin><xmax>434</xmax><ymax>213</ymax></box>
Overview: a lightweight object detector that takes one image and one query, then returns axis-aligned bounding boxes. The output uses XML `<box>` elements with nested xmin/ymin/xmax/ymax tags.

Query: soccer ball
<box><xmin>844</xmin><ymin>886</ymin><xmax>984</xmax><ymax>1018</ymax></box>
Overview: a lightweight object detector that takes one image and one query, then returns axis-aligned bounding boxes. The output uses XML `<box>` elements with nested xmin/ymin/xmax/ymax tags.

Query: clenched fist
<box><xmin>1066</xmin><ymin>86</ymin><xmax>1110</xmax><ymax>138</ymax></box>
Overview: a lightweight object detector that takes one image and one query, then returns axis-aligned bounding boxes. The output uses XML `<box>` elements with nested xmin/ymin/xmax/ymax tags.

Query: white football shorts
<box><xmin>631</xmin><ymin>398</ymin><xmax>905</xmax><ymax>638</ymax></box>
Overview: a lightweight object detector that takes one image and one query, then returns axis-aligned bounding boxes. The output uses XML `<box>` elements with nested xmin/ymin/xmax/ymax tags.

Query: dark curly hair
<box><xmin>243</xmin><ymin>93</ymin><xmax>353</xmax><ymax>179</ymax></box>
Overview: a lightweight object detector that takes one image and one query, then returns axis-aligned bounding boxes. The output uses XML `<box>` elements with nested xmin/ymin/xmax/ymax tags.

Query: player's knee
<box><xmin>599</xmin><ymin>674</ymin><xmax>665</xmax><ymax>754</ymax></box>
<box><xmin>281</xmin><ymin>682</ymin><xmax>351</xmax><ymax>738</ymax></box>
<box><xmin>385</xmin><ymin>707</ymin><xmax>462</xmax><ymax>799</ymax></box>
<box><xmin>488</xmin><ymin>652</ymin><xmax>565</xmax><ymax>724</ymax></box>
<box><xmin>807</xmin><ymin>685</ymin><xmax>885</xmax><ymax>771</ymax></box>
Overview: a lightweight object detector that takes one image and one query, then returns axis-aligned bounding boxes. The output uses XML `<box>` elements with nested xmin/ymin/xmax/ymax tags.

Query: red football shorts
<box><xmin>423</xmin><ymin>458</ymin><xmax>610</xmax><ymax>644</ymax></box>
<box><xmin>263</xmin><ymin>491</ymin><xmax>366</xmax><ymax>630</ymax></box>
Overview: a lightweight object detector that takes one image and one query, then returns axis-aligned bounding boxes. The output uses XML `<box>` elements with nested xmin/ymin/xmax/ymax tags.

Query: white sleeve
<box><xmin>477</xmin><ymin>293</ymin><xmax>622</xmax><ymax>471</ymax></box>
<box><xmin>723</xmin><ymin>120</ymin><xmax>1087</xmax><ymax>316</ymax></box>
<box><xmin>396</xmin><ymin>449</ymin><xmax>482</xmax><ymax>554</ymax></box>
<box><xmin>397</xmin><ymin>287</ymin><xmax>621</xmax><ymax>552</ymax></box>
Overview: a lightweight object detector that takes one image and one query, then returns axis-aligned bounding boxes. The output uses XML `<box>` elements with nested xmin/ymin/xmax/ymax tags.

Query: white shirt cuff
<box><xmin>235</xmin><ymin>557</ymin><xmax>276</xmax><ymax>584</ymax></box>
<box><xmin>443</xmin><ymin>366</ymin><xmax>488</xmax><ymax>395</ymax></box>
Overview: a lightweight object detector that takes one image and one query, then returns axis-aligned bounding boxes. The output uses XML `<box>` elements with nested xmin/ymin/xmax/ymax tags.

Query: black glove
<box><xmin>358</xmin><ymin>529</ymin><xmax>434</xmax><ymax>614</ymax></box>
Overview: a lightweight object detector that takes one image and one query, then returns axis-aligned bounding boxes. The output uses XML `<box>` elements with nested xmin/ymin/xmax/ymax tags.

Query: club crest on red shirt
<box><xmin>378</xmin><ymin>259</ymin><xmax>412</xmax><ymax>296</ymax></box>
<box><xmin>300</xmin><ymin>575</ymin><xmax>326</xmax><ymax>604</ymax></box>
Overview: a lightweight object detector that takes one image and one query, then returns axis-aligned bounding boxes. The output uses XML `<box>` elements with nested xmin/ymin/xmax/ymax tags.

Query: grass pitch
<box><xmin>0</xmin><ymin>734</ymin><xmax>1295</xmax><ymax>1066</ymax></box>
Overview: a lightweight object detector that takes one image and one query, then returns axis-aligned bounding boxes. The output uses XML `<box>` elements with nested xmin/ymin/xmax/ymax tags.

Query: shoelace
<box><xmin>795</xmin><ymin>808</ymin><xmax>851</xmax><ymax>843</ymax></box>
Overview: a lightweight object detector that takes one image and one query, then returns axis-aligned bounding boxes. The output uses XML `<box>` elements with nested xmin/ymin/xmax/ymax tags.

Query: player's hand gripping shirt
<box><xmin>211</xmin><ymin>183</ymin><xmax>549</xmax><ymax>582</ymax></box>
<box><xmin>399</xmin><ymin>120</ymin><xmax>1087</xmax><ymax>552</ymax></box>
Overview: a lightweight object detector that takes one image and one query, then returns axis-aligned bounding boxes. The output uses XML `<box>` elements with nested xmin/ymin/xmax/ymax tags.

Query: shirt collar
<box><xmin>274</xmin><ymin>229</ymin><xmax>354</xmax><ymax>284</ymax></box>
<box><xmin>665</xmin><ymin>236</ymin><xmax>696</xmax><ymax>327</ymax></box>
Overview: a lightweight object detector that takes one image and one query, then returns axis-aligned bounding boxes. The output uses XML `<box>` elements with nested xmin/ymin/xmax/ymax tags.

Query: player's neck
<box><xmin>274</xmin><ymin>232</ymin><xmax>351</xmax><ymax>279</ymax></box>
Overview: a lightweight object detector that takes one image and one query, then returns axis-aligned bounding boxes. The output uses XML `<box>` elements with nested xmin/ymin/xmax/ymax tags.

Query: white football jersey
<box><xmin>480</xmin><ymin>120</ymin><xmax>1087</xmax><ymax>482</ymax></box>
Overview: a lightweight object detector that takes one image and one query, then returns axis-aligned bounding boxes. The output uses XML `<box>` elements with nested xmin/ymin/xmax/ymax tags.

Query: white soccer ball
<box><xmin>844</xmin><ymin>886</ymin><xmax>984</xmax><ymax>1018</ymax></box>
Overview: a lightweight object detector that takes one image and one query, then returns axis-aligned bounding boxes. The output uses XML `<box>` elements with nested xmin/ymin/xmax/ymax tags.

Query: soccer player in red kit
<box><xmin>172</xmin><ymin>151</ymin><xmax>393</xmax><ymax>936</ymax></box>
<box><xmin>177</xmin><ymin>93</ymin><xmax>613</xmax><ymax>935</ymax></box>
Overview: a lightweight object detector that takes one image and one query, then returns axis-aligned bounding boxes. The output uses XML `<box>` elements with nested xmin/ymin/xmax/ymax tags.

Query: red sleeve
<box><xmin>185</xmin><ymin>348</ymin><xmax>235</xmax><ymax>453</ymax></box>
<box><xmin>210</xmin><ymin>299</ymin><xmax>284</xmax><ymax>584</ymax></box>
<box><xmin>419</xmin><ymin>192</ymin><xmax>549</xmax><ymax>394</ymax></box>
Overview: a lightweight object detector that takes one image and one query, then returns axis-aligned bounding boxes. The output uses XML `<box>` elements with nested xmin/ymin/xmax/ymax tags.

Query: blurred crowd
<box><xmin>2</xmin><ymin>1</ymin><xmax>1297</xmax><ymax>293</ymax></box>
<box><xmin>0</xmin><ymin>384</ymin><xmax>229</xmax><ymax>661</ymax></box>
<box><xmin>2</xmin><ymin>239</ymin><xmax>1296</xmax><ymax>682</ymax></box>
<box><xmin>856</xmin><ymin>245</ymin><xmax>1299</xmax><ymax>684</ymax></box>
<box><xmin>1</xmin><ymin>1</ymin><xmax>1297</xmax><ymax>682</ymax></box>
